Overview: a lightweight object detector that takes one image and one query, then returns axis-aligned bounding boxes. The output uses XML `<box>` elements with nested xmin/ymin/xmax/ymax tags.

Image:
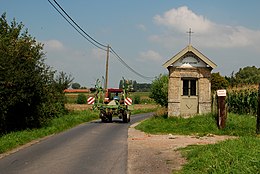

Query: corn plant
<box><xmin>227</xmin><ymin>88</ymin><xmax>258</xmax><ymax>115</ymax></box>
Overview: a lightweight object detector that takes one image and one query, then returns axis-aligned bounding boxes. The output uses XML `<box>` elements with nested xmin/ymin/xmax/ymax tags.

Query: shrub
<box><xmin>150</xmin><ymin>74</ymin><xmax>168</xmax><ymax>107</ymax></box>
<box><xmin>76</xmin><ymin>94</ymin><xmax>87</xmax><ymax>104</ymax></box>
<box><xmin>133</xmin><ymin>95</ymin><xmax>141</xmax><ymax>104</ymax></box>
<box><xmin>153</xmin><ymin>107</ymin><xmax>168</xmax><ymax>119</ymax></box>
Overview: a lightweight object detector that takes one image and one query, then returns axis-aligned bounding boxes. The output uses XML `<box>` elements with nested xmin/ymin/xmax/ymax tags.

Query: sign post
<box><xmin>217</xmin><ymin>89</ymin><xmax>227</xmax><ymax>129</ymax></box>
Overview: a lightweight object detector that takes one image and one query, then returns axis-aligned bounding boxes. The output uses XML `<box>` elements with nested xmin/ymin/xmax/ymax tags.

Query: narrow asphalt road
<box><xmin>0</xmin><ymin>113</ymin><xmax>153</xmax><ymax>174</ymax></box>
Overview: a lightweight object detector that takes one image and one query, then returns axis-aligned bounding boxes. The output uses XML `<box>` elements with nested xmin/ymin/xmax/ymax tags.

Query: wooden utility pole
<box><xmin>105</xmin><ymin>44</ymin><xmax>110</xmax><ymax>89</ymax></box>
<box><xmin>256</xmin><ymin>84</ymin><xmax>260</xmax><ymax>134</ymax></box>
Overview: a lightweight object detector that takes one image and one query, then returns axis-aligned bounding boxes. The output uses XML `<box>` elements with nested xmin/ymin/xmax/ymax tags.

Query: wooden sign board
<box><xmin>217</xmin><ymin>89</ymin><xmax>226</xmax><ymax>97</ymax></box>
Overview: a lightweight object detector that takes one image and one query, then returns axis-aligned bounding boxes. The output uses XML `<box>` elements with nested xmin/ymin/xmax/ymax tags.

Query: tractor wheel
<box><xmin>100</xmin><ymin>112</ymin><xmax>106</xmax><ymax>122</ymax></box>
<box><xmin>123</xmin><ymin>111</ymin><xmax>131</xmax><ymax>123</ymax></box>
<box><xmin>108</xmin><ymin>114</ymin><xmax>113</xmax><ymax>122</ymax></box>
<box><xmin>100</xmin><ymin>112</ymin><xmax>109</xmax><ymax>123</ymax></box>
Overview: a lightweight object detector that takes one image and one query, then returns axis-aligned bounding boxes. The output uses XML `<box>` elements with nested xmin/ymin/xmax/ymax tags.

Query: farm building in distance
<box><xmin>64</xmin><ymin>89</ymin><xmax>90</xmax><ymax>93</ymax></box>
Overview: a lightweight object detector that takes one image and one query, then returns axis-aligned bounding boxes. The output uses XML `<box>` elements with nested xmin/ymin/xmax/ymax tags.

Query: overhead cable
<box><xmin>47</xmin><ymin>0</ymin><xmax>106</xmax><ymax>51</ymax></box>
<box><xmin>48</xmin><ymin>0</ymin><xmax>155</xmax><ymax>81</ymax></box>
<box><xmin>110</xmin><ymin>47</ymin><xmax>155</xmax><ymax>81</ymax></box>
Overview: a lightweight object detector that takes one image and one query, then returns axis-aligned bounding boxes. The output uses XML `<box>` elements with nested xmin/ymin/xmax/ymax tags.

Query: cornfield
<box><xmin>227</xmin><ymin>87</ymin><xmax>258</xmax><ymax>115</ymax></box>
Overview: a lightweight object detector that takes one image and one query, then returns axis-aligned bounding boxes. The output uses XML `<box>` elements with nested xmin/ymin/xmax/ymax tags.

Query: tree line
<box><xmin>118</xmin><ymin>79</ymin><xmax>151</xmax><ymax>92</ymax></box>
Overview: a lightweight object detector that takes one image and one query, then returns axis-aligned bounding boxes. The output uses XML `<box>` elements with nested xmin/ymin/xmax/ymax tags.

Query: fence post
<box><xmin>212</xmin><ymin>92</ymin><xmax>217</xmax><ymax>115</ymax></box>
<box><xmin>257</xmin><ymin>84</ymin><xmax>260</xmax><ymax>134</ymax></box>
<box><xmin>217</xmin><ymin>89</ymin><xmax>227</xmax><ymax>129</ymax></box>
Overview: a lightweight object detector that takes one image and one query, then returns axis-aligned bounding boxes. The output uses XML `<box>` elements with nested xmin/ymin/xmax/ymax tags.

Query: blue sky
<box><xmin>1</xmin><ymin>1</ymin><xmax>260</xmax><ymax>87</ymax></box>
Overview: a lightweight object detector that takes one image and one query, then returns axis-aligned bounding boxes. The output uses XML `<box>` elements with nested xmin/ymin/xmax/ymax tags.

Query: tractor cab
<box><xmin>104</xmin><ymin>88</ymin><xmax>123</xmax><ymax>104</ymax></box>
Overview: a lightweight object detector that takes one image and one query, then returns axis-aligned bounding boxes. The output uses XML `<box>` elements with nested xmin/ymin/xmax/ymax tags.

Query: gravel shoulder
<box><xmin>128</xmin><ymin>122</ymin><xmax>235</xmax><ymax>174</ymax></box>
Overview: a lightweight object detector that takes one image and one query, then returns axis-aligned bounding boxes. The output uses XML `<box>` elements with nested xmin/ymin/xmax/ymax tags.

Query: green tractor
<box><xmin>88</xmin><ymin>79</ymin><xmax>133</xmax><ymax>123</ymax></box>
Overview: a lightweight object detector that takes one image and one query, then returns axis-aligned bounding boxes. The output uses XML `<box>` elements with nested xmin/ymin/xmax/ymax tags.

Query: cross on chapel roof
<box><xmin>187</xmin><ymin>28</ymin><xmax>194</xmax><ymax>45</ymax></box>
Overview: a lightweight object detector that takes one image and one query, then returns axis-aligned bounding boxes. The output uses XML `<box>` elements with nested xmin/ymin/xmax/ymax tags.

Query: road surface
<box><xmin>0</xmin><ymin>113</ymin><xmax>153</xmax><ymax>174</ymax></box>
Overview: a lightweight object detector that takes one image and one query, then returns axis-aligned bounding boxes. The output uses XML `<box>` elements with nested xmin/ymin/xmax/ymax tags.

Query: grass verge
<box><xmin>177</xmin><ymin>137</ymin><xmax>260</xmax><ymax>174</ymax></box>
<box><xmin>135</xmin><ymin>112</ymin><xmax>260</xmax><ymax>173</ymax></box>
<box><xmin>0</xmin><ymin>110</ymin><xmax>99</xmax><ymax>154</ymax></box>
<box><xmin>131</xmin><ymin>107</ymin><xmax>158</xmax><ymax>115</ymax></box>
<box><xmin>136</xmin><ymin>113</ymin><xmax>257</xmax><ymax>137</ymax></box>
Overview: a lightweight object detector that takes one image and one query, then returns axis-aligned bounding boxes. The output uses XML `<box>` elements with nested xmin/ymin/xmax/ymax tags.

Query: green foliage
<box><xmin>76</xmin><ymin>94</ymin><xmax>87</xmax><ymax>104</ymax></box>
<box><xmin>135</xmin><ymin>83</ymin><xmax>151</xmax><ymax>92</ymax></box>
<box><xmin>136</xmin><ymin>113</ymin><xmax>256</xmax><ymax>136</ymax></box>
<box><xmin>211</xmin><ymin>72</ymin><xmax>229</xmax><ymax>91</ymax></box>
<box><xmin>131</xmin><ymin>107</ymin><xmax>159</xmax><ymax>115</ymax></box>
<box><xmin>71</xmin><ymin>82</ymin><xmax>81</xmax><ymax>89</ymax></box>
<box><xmin>54</xmin><ymin>71</ymin><xmax>73</xmax><ymax>92</ymax></box>
<box><xmin>227</xmin><ymin>89</ymin><xmax>258</xmax><ymax>115</ymax></box>
<box><xmin>133</xmin><ymin>95</ymin><xmax>141</xmax><ymax>104</ymax></box>
<box><xmin>119</xmin><ymin>80</ymin><xmax>151</xmax><ymax>92</ymax></box>
<box><xmin>0</xmin><ymin>110</ymin><xmax>99</xmax><ymax>153</ymax></box>
<box><xmin>137</xmin><ymin>112</ymin><xmax>259</xmax><ymax>173</ymax></box>
<box><xmin>178</xmin><ymin>137</ymin><xmax>260</xmax><ymax>174</ymax></box>
<box><xmin>0</xmin><ymin>13</ymin><xmax>72</xmax><ymax>134</ymax></box>
<box><xmin>149</xmin><ymin>74</ymin><xmax>168</xmax><ymax>107</ymax></box>
<box><xmin>235</xmin><ymin>66</ymin><xmax>260</xmax><ymax>84</ymax></box>
<box><xmin>226</xmin><ymin>66</ymin><xmax>260</xmax><ymax>86</ymax></box>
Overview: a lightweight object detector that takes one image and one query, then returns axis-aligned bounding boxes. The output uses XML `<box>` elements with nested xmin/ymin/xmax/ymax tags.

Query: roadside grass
<box><xmin>0</xmin><ymin>107</ymin><xmax>158</xmax><ymax>154</ymax></box>
<box><xmin>176</xmin><ymin>137</ymin><xmax>260</xmax><ymax>174</ymax></box>
<box><xmin>135</xmin><ymin>113</ymin><xmax>260</xmax><ymax>174</ymax></box>
<box><xmin>0</xmin><ymin>110</ymin><xmax>99</xmax><ymax>154</ymax></box>
<box><xmin>135</xmin><ymin>113</ymin><xmax>256</xmax><ymax>137</ymax></box>
<box><xmin>131</xmin><ymin>107</ymin><xmax>158</xmax><ymax>115</ymax></box>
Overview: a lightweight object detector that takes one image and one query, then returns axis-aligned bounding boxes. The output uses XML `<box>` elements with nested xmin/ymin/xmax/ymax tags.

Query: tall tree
<box><xmin>235</xmin><ymin>66</ymin><xmax>260</xmax><ymax>84</ymax></box>
<box><xmin>71</xmin><ymin>82</ymin><xmax>81</xmax><ymax>89</ymax></box>
<box><xmin>0</xmin><ymin>13</ymin><xmax>68</xmax><ymax>133</ymax></box>
<box><xmin>211</xmin><ymin>72</ymin><xmax>229</xmax><ymax>91</ymax></box>
<box><xmin>54</xmin><ymin>71</ymin><xmax>73</xmax><ymax>92</ymax></box>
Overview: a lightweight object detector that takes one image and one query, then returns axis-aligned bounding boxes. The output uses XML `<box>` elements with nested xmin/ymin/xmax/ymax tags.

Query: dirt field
<box><xmin>65</xmin><ymin>104</ymin><xmax>92</xmax><ymax>111</ymax></box>
<box><xmin>128</xmin><ymin>122</ymin><xmax>236</xmax><ymax>174</ymax></box>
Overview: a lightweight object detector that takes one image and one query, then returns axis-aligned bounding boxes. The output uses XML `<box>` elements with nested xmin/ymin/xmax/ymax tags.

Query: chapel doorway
<box><xmin>180</xmin><ymin>79</ymin><xmax>198</xmax><ymax>115</ymax></box>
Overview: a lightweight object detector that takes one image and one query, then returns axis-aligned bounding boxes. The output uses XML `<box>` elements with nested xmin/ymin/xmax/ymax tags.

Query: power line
<box><xmin>52</xmin><ymin>0</ymin><xmax>106</xmax><ymax>48</ymax></box>
<box><xmin>47</xmin><ymin>0</ymin><xmax>106</xmax><ymax>51</ymax></box>
<box><xmin>48</xmin><ymin>0</ymin><xmax>155</xmax><ymax>81</ymax></box>
<box><xmin>110</xmin><ymin>47</ymin><xmax>155</xmax><ymax>81</ymax></box>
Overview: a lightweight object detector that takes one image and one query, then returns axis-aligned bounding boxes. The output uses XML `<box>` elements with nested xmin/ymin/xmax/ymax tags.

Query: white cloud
<box><xmin>139</xmin><ymin>50</ymin><xmax>162</xmax><ymax>61</ymax></box>
<box><xmin>43</xmin><ymin>39</ymin><xmax>64</xmax><ymax>51</ymax></box>
<box><xmin>153</xmin><ymin>6</ymin><xmax>260</xmax><ymax>49</ymax></box>
<box><xmin>154</xmin><ymin>6</ymin><xmax>213</xmax><ymax>33</ymax></box>
<box><xmin>137</xmin><ymin>24</ymin><xmax>147</xmax><ymax>31</ymax></box>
